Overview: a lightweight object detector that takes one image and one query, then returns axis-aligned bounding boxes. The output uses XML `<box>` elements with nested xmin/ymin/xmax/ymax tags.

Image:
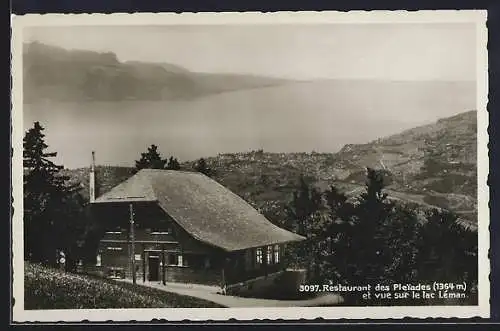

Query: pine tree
<box><xmin>286</xmin><ymin>175</ymin><xmax>322</xmax><ymax>235</ymax></box>
<box><xmin>415</xmin><ymin>209</ymin><xmax>477</xmax><ymax>285</ymax></box>
<box><xmin>319</xmin><ymin>186</ymin><xmax>356</xmax><ymax>284</ymax></box>
<box><xmin>350</xmin><ymin>167</ymin><xmax>395</xmax><ymax>284</ymax></box>
<box><xmin>135</xmin><ymin>144</ymin><xmax>167</xmax><ymax>170</ymax></box>
<box><xmin>166</xmin><ymin>156</ymin><xmax>181</xmax><ymax>170</ymax></box>
<box><xmin>23</xmin><ymin>122</ymin><xmax>83</xmax><ymax>265</ymax></box>
<box><xmin>285</xmin><ymin>175</ymin><xmax>324</xmax><ymax>275</ymax></box>
<box><xmin>384</xmin><ymin>203</ymin><xmax>420</xmax><ymax>283</ymax></box>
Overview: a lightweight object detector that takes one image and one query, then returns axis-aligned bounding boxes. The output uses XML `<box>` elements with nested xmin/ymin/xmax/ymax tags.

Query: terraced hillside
<box><xmin>196</xmin><ymin>111</ymin><xmax>478</xmax><ymax>227</ymax></box>
<box><xmin>63</xmin><ymin>110</ymin><xmax>478</xmax><ymax>229</ymax></box>
<box><xmin>329</xmin><ymin>110</ymin><xmax>477</xmax><ymax>219</ymax></box>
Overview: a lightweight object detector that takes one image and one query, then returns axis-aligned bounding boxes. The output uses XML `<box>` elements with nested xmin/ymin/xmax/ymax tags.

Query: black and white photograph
<box><xmin>11</xmin><ymin>11</ymin><xmax>489</xmax><ymax>321</ymax></box>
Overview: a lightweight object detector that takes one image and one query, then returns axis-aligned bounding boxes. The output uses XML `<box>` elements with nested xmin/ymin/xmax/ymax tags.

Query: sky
<box><xmin>24</xmin><ymin>23</ymin><xmax>477</xmax><ymax>81</ymax></box>
<box><xmin>22</xmin><ymin>23</ymin><xmax>478</xmax><ymax>168</ymax></box>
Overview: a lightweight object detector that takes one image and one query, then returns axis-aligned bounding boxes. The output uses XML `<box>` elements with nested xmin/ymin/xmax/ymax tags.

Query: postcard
<box><xmin>11</xmin><ymin>10</ymin><xmax>489</xmax><ymax>321</ymax></box>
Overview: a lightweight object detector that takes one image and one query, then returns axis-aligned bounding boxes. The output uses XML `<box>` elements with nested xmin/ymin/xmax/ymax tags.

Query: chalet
<box><xmin>88</xmin><ymin>153</ymin><xmax>305</xmax><ymax>292</ymax></box>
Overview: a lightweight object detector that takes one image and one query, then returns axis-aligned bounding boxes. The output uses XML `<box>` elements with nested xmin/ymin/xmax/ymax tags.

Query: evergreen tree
<box><xmin>135</xmin><ymin>144</ymin><xmax>167</xmax><ymax>170</ymax></box>
<box><xmin>193</xmin><ymin>158</ymin><xmax>213</xmax><ymax>177</ymax></box>
<box><xmin>415</xmin><ymin>209</ymin><xmax>477</xmax><ymax>285</ymax></box>
<box><xmin>319</xmin><ymin>186</ymin><xmax>356</xmax><ymax>284</ymax></box>
<box><xmin>350</xmin><ymin>167</ymin><xmax>395</xmax><ymax>284</ymax></box>
<box><xmin>285</xmin><ymin>175</ymin><xmax>324</xmax><ymax>274</ymax></box>
<box><xmin>302</xmin><ymin>210</ymin><xmax>331</xmax><ymax>282</ymax></box>
<box><xmin>384</xmin><ymin>203</ymin><xmax>420</xmax><ymax>283</ymax></box>
<box><xmin>286</xmin><ymin>175</ymin><xmax>322</xmax><ymax>235</ymax></box>
<box><xmin>317</xmin><ymin>179</ymin><xmax>420</xmax><ymax>286</ymax></box>
<box><xmin>23</xmin><ymin>122</ymin><xmax>84</xmax><ymax>265</ymax></box>
<box><xmin>166</xmin><ymin>156</ymin><xmax>181</xmax><ymax>170</ymax></box>
<box><xmin>281</xmin><ymin>166</ymin><xmax>475</xmax><ymax>305</ymax></box>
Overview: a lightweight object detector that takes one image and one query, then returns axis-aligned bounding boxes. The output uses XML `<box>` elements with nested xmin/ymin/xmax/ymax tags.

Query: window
<box><xmin>151</xmin><ymin>228</ymin><xmax>171</xmax><ymax>235</ymax></box>
<box><xmin>134</xmin><ymin>254</ymin><xmax>141</xmax><ymax>261</ymax></box>
<box><xmin>266</xmin><ymin>246</ymin><xmax>273</xmax><ymax>264</ymax></box>
<box><xmin>167</xmin><ymin>253</ymin><xmax>184</xmax><ymax>266</ymax></box>
<box><xmin>95</xmin><ymin>254</ymin><xmax>101</xmax><ymax>267</ymax></box>
<box><xmin>274</xmin><ymin>245</ymin><xmax>280</xmax><ymax>263</ymax></box>
<box><xmin>106</xmin><ymin>226</ymin><xmax>123</xmax><ymax>235</ymax></box>
<box><xmin>150</xmin><ymin>223</ymin><xmax>172</xmax><ymax>235</ymax></box>
<box><xmin>168</xmin><ymin>253</ymin><xmax>177</xmax><ymax>266</ymax></box>
<box><xmin>256</xmin><ymin>248</ymin><xmax>263</xmax><ymax>264</ymax></box>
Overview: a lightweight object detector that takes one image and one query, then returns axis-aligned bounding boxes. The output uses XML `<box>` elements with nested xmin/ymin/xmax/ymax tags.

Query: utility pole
<box><xmin>89</xmin><ymin>151</ymin><xmax>96</xmax><ymax>202</ymax></box>
<box><xmin>129</xmin><ymin>203</ymin><xmax>136</xmax><ymax>285</ymax></box>
<box><xmin>161</xmin><ymin>243</ymin><xmax>166</xmax><ymax>285</ymax></box>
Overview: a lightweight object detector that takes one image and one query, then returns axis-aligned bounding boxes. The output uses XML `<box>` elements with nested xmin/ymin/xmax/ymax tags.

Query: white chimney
<box><xmin>89</xmin><ymin>151</ymin><xmax>96</xmax><ymax>202</ymax></box>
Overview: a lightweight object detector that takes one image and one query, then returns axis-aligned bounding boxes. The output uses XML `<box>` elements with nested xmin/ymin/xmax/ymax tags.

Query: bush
<box><xmin>24</xmin><ymin>263</ymin><xmax>224</xmax><ymax>309</ymax></box>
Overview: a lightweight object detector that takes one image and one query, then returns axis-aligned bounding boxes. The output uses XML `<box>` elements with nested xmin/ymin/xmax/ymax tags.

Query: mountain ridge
<box><xmin>23</xmin><ymin>41</ymin><xmax>295</xmax><ymax>103</ymax></box>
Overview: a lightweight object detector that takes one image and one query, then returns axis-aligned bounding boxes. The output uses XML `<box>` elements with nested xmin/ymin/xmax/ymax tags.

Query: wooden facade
<box><xmin>92</xmin><ymin>201</ymin><xmax>287</xmax><ymax>288</ymax></box>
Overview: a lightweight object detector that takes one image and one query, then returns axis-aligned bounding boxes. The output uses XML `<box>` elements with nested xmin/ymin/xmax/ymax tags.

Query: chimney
<box><xmin>89</xmin><ymin>151</ymin><xmax>96</xmax><ymax>202</ymax></box>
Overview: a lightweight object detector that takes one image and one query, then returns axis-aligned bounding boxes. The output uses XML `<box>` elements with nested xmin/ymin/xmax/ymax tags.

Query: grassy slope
<box><xmin>24</xmin><ymin>263</ymin><xmax>225</xmax><ymax>309</ymax></box>
<box><xmin>63</xmin><ymin>111</ymin><xmax>477</xmax><ymax>229</ymax></box>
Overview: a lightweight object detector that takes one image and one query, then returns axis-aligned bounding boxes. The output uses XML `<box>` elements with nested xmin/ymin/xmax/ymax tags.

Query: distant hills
<box><xmin>63</xmin><ymin>110</ymin><xmax>478</xmax><ymax>229</ymax></box>
<box><xmin>23</xmin><ymin>42</ymin><xmax>293</xmax><ymax>103</ymax></box>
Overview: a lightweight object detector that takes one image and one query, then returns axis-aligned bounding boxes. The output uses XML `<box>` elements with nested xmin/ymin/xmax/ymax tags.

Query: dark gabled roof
<box><xmin>93</xmin><ymin>169</ymin><xmax>305</xmax><ymax>251</ymax></box>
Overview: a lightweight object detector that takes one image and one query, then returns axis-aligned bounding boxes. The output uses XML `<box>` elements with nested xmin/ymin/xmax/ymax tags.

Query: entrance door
<box><xmin>148</xmin><ymin>256</ymin><xmax>160</xmax><ymax>281</ymax></box>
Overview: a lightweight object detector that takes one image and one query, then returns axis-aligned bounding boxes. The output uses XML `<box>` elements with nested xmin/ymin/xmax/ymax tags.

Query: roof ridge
<box><xmin>93</xmin><ymin>169</ymin><xmax>157</xmax><ymax>202</ymax></box>
<box><xmin>138</xmin><ymin>168</ymin><xmax>205</xmax><ymax>176</ymax></box>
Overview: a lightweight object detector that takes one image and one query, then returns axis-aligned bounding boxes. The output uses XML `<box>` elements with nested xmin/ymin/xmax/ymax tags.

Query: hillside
<box><xmin>202</xmin><ymin>115</ymin><xmax>477</xmax><ymax>229</ymax></box>
<box><xmin>63</xmin><ymin>110</ymin><xmax>478</xmax><ymax>229</ymax></box>
<box><xmin>23</xmin><ymin>42</ymin><xmax>293</xmax><ymax>103</ymax></box>
<box><xmin>25</xmin><ymin>263</ymin><xmax>224</xmax><ymax>309</ymax></box>
<box><xmin>330</xmin><ymin>110</ymin><xmax>477</xmax><ymax>209</ymax></box>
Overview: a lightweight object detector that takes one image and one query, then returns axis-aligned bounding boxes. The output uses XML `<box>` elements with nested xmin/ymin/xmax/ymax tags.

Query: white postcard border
<box><xmin>11</xmin><ymin>10</ymin><xmax>490</xmax><ymax>322</ymax></box>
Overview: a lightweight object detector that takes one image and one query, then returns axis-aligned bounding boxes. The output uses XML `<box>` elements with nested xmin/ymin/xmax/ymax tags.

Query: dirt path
<box><xmin>115</xmin><ymin>278</ymin><xmax>343</xmax><ymax>308</ymax></box>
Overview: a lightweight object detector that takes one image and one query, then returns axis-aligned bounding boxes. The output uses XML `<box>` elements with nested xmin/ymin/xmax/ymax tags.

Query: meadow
<box><xmin>24</xmin><ymin>263</ymin><xmax>225</xmax><ymax>309</ymax></box>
